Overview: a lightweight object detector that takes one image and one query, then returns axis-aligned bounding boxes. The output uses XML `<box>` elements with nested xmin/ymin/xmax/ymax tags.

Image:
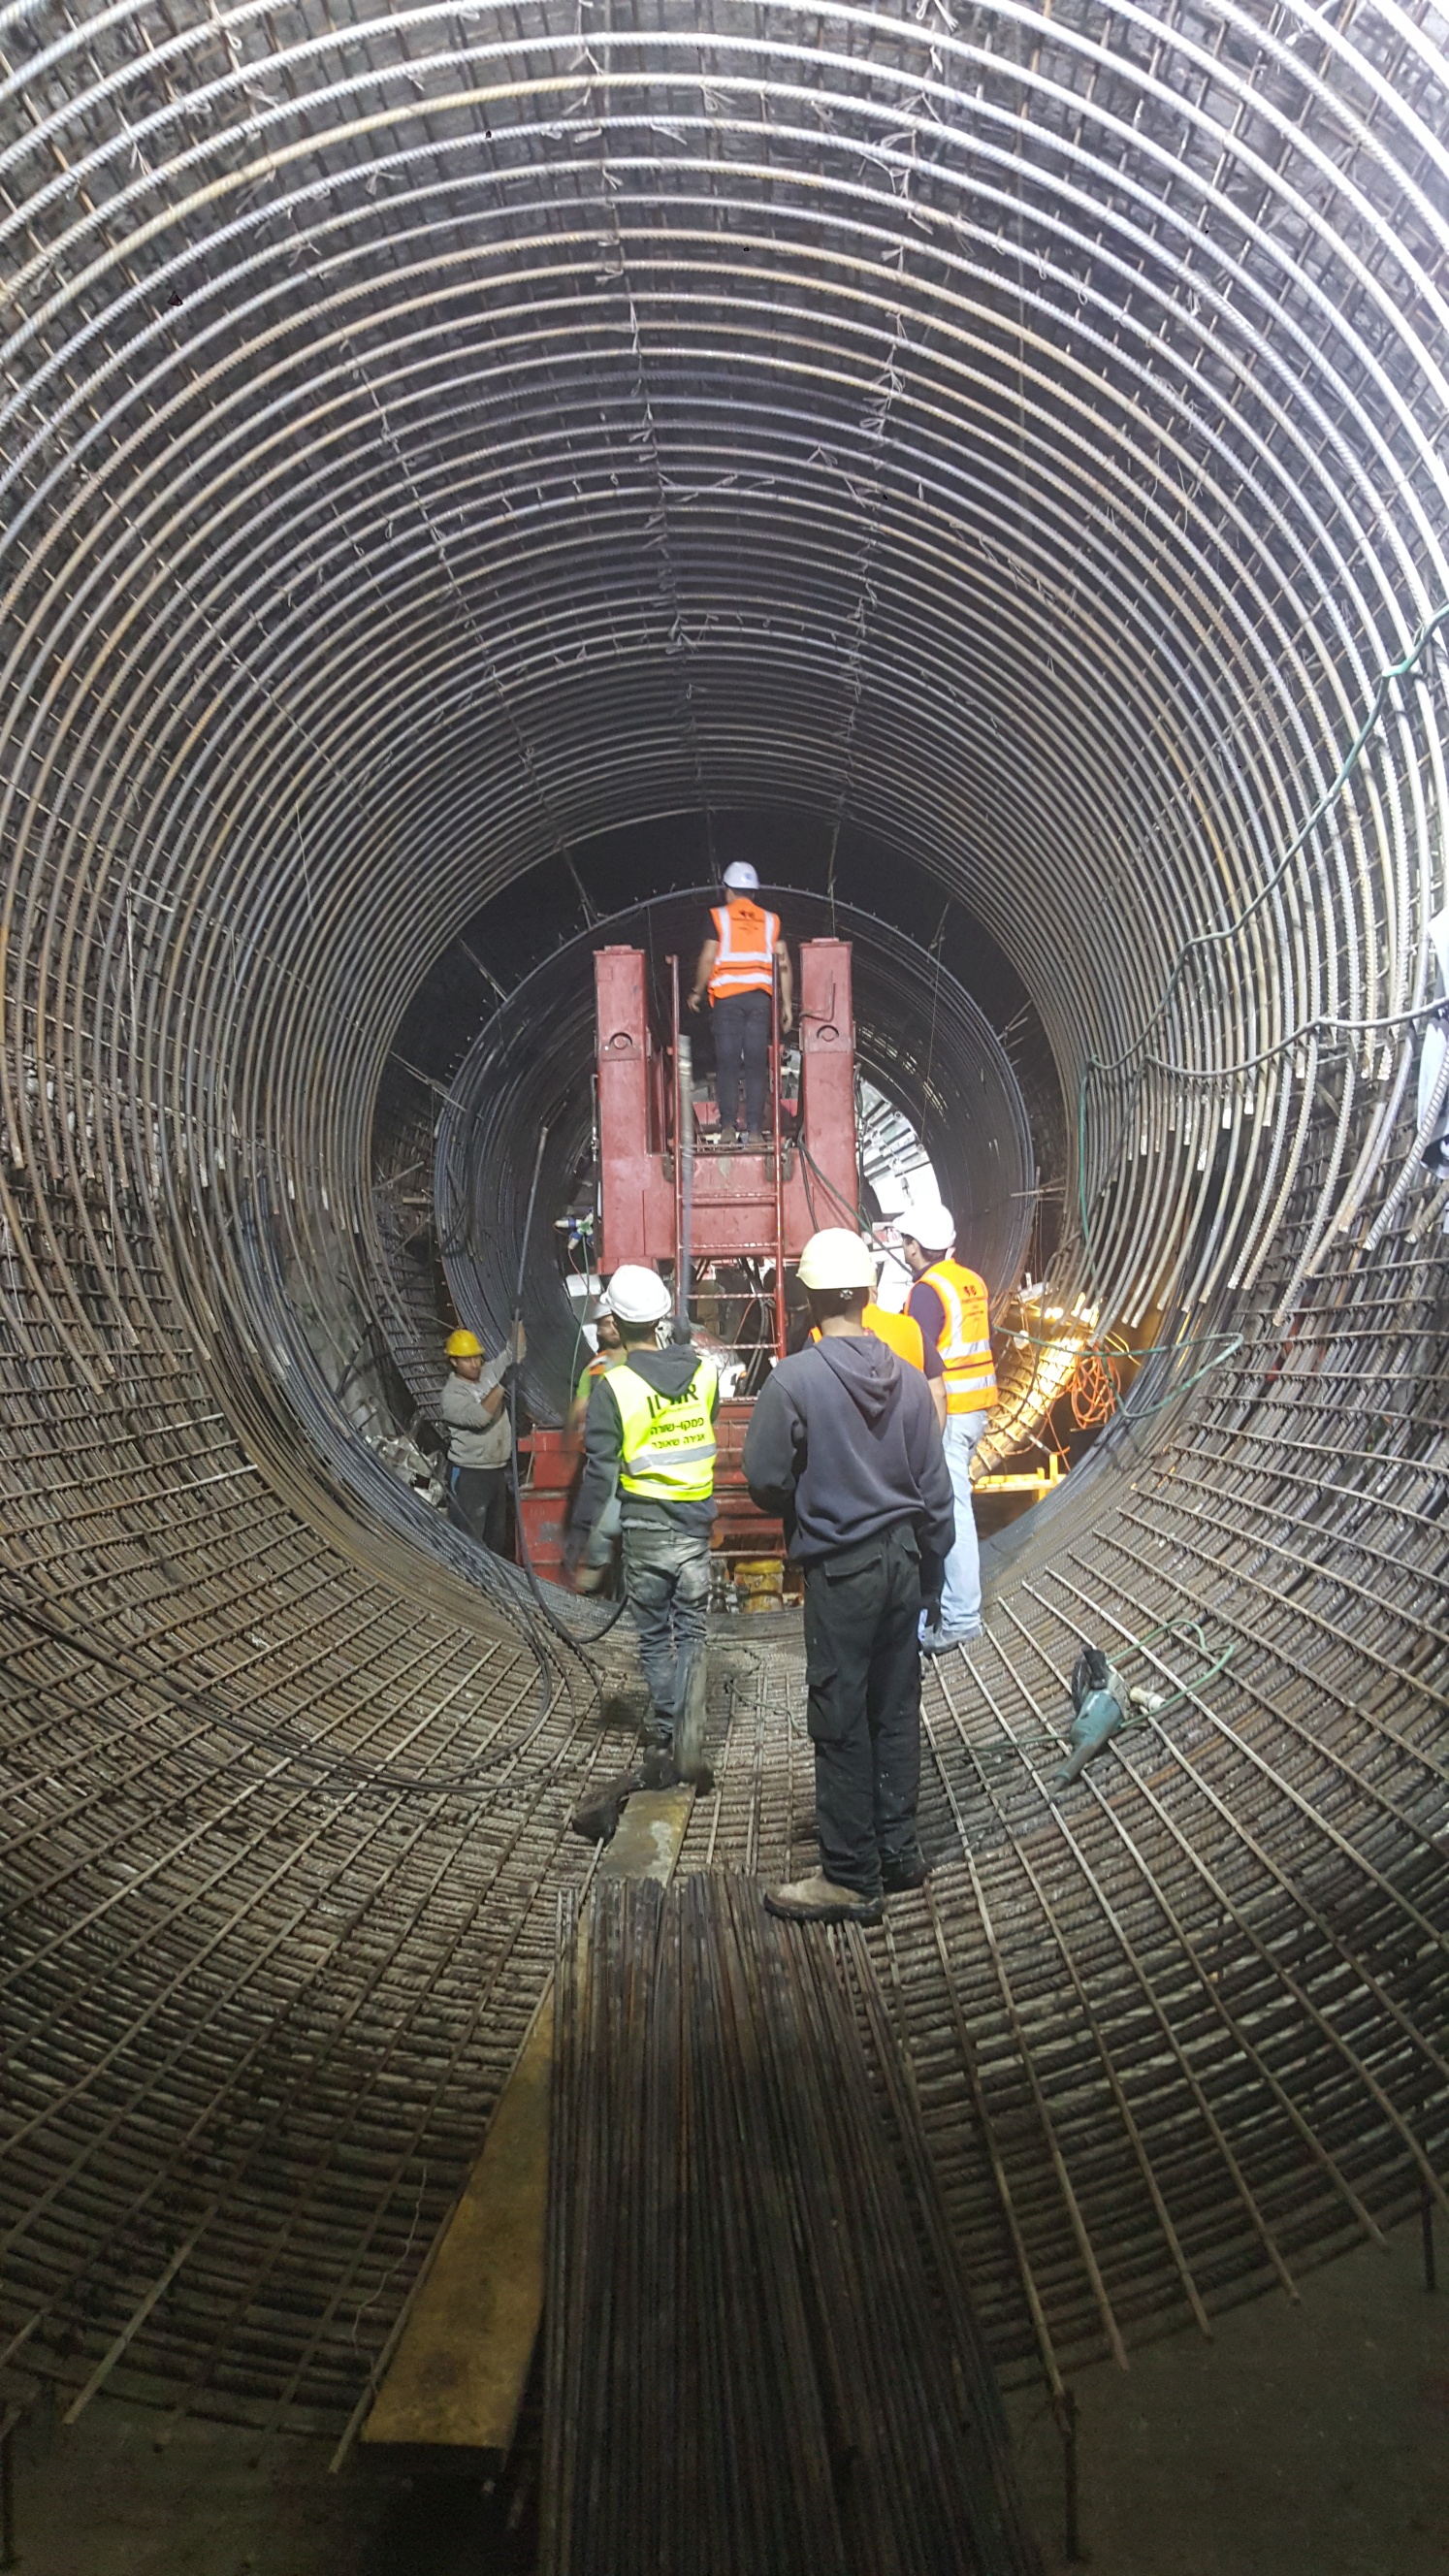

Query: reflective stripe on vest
<box><xmin>609</xmin><ymin>1356</ymin><xmax>719</xmax><ymax>1500</ymax></box>
<box><xmin>707</xmin><ymin>902</ymin><xmax>779</xmax><ymax>1000</ymax></box>
<box><xmin>921</xmin><ymin>1260</ymin><xmax>997</xmax><ymax>1413</ymax></box>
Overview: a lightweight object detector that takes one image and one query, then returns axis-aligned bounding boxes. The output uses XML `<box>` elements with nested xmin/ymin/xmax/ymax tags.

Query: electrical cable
<box><xmin>506</xmin><ymin>1123</ymin><xmax>629</xmax><ymax>1649</ymax></box>
<box><xmin>1069</xmin><ymin>1349</ymin><xmax>1119</xmax><ymax>1430</ymax></box>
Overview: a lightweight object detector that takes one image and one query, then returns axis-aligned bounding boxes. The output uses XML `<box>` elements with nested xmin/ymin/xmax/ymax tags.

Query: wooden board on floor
<box><xmin>361</xmin><ymin>1785</ymin><xmax>693</xmax><ymax>2457</ymax></box>
<box><xmin>598</xmin><ymin>1783</ymin><xmax>695</xmax><ymax>1883</ymax></box>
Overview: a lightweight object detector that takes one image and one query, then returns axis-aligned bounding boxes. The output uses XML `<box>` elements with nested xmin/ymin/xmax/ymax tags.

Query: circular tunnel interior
<box><xmin>0</xmin><ymin>0</ymin><xmax>1445</xmax><ymax>2448</ymax></box>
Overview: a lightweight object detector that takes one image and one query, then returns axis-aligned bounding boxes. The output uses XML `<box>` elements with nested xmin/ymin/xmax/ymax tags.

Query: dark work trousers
<box><xmin>623</xmin><ymin>1520</ymin><xmax>711</xmax><ymax>1741</ymax></box>
<box><xmin>711</xmin><ymin>990</ymin><xmax>772</xmax><ymax>1136</ymax></box>
<box><xmin>448</xmin><ymin>1464</ymin><xmax>510</xmax><ymax>1555</ymax></box>
<box><xmin>802</xmin><ymin>1520</ymin><xmax>926</xmax><ymax>1897</ymax></box>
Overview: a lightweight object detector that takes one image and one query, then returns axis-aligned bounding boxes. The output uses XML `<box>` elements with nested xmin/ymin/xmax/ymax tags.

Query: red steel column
<box><xmin>596</xmin><ymin>947</ymin><xmax>670</xmax><ymax>1267</ymax></box>
<box><xmin>797</xmin><ymin>940</ymin><xmax>856</xmax><ymax>1233</ymax></box>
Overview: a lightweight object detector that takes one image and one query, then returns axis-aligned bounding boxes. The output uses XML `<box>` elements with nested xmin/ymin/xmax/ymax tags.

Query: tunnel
<box><xmin>1</xmin><ymin>0</ymin><xmax>1445</xmax><ymax>2501</ymax></box>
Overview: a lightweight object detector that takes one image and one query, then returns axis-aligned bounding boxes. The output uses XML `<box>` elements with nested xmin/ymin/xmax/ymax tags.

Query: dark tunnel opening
<box><xmin>420</xmin><ymin>868</ymin><xmax>1046</xmax><ymax>1417</ymax></box>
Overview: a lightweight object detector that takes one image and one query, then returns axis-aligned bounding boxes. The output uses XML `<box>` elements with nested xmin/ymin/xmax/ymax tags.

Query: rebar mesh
<box><xmin>0</xmin><ymin>0</ymin><xmax>1444</xmax><ymax>2437</ymax></box>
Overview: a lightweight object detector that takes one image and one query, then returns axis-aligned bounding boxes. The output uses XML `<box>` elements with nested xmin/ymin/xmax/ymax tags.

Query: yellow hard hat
<box><xmin>445</xmin><ymin>1328</ymin><xmax>484</xmax><ymax>1359</ymax></box>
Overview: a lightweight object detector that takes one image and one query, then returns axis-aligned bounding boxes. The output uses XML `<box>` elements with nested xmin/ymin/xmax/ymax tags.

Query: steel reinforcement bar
<box><xmin>0</xmin><ymin>0</ymin><xmax>1444</xmax><ymax>2437</ymax></box>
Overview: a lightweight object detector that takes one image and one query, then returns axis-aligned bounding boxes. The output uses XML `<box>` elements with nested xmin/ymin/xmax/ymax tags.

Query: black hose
<box><xmin>507</xmin><ymin>1124</ymin><xmax>628</xmax><ymax>1647</ymax></box>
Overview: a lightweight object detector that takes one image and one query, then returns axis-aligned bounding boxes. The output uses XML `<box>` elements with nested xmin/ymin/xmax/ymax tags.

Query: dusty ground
<box><xmin>5</xmin><ymin>2219</ymin><xmax>1444</xmax><ymax>2573</ymax></box>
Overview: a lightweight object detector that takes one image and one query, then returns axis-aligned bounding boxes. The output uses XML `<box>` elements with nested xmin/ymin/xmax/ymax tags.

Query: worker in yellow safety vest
<box><xmin>565</xmin><ymin>1264</ymin><xmax>718</xmax><ymax>1786</ymax></box>
<box><xmin>687</xmin><ymin>861</ymin><xmax>793</xmax><ymax>1146</ymax></box>
<box><xmin>898</xmin><ymin>1199</ymin><xmax>998</xmax><ymax>1656</ymax></box>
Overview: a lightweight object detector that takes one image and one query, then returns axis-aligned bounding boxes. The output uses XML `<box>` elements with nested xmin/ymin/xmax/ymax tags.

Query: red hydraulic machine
<box><xmin>594</xmin><ymin>937</ymin><xmax>858</xmax><ymax>1565</ymax></box>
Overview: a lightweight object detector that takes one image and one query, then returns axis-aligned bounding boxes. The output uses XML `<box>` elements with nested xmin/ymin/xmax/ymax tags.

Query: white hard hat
<box><xmin>796</xmin><ymin>1228</ymin><xmax>877</xmax><ymax>1292</ymax></box>
<box><xmin>900</xmin><ymin>1198</ymin><xmax>955</xmax><ymax>1254</ymax></box>
<box><xmin>603</xmin><ymin>1264</ymin><xmax>673</xmax><ymax>1324</ymax></box>
<box><xmin>722</xmin><ymin>861</ymin><xmax>759</xmax><ymax>890</ymax></box>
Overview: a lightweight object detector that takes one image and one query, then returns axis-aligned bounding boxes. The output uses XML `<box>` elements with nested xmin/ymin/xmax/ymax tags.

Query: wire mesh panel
<box><xmin>0</xmin><ymin>0</ymin><xmax>1443</xmax><ymax>2441</ymax></box>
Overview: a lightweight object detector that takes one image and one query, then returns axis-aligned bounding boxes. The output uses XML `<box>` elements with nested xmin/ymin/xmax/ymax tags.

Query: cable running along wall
<box><xmin>0</xmin><ymin>0</ymin><xmax>1445</xmax><ymax>2435</ymax></box>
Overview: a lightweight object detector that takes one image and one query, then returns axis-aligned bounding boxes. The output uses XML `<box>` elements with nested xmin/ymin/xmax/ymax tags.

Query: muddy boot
<box><xmin>880</xmin><ymin>1848</ymin><xmax>930</xmax><ymax>1893</ymax></box>
<box><xmin>569</xmin><ymin>1767</ymin><xmax>644</xmax><ymax>1845</ymax></box>
<box><xmin>764</xmin><ymin>1871</ymin><xmax>883</xmax><ymax>1925</ymax></box>
<box><xmin>638</xmin><ymin>1746</ymin><xmax>681</xmax><ymax>1790</ymax></box>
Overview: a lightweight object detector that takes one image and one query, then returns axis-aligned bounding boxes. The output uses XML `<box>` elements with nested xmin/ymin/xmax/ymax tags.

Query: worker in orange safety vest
<box><xmin>687</xmin><ymin>861</ymin><xmax>793</xmax><ymax>1145</ymax></box>
<box><xmin>898</xmin><ymin>1198</ymin><xmax>997</xmax><ymax>1656</ymax></box>
<box><xmin>805</xmin><ymin>1247</ymin><xmax>948</xmax><ymax>1429</ymax></box>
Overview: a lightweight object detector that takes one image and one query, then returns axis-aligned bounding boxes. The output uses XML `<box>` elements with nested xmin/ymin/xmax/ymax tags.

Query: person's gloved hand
<box><xmin>571</xmin><ymin>1562</ymin><xmax>607</xmax><ymax>1594</ymax></box>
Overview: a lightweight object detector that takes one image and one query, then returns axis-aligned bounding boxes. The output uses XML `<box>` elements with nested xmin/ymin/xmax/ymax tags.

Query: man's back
<box><xmin>743</xmin><ymin>1333</ymin><xmax>953</xmax><ymax>1562</ymax></box>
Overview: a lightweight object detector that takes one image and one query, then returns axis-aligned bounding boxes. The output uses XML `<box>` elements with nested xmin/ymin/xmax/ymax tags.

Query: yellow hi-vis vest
<box><xmin>610</xmin><ymin>1356</ymin><xmax>719</xmax><ymax>1500</ymax></box>
<box><xmin>921</xmin><ymin>1260</ymin><xmax>997</xmax><ymax>1414</ymax></box>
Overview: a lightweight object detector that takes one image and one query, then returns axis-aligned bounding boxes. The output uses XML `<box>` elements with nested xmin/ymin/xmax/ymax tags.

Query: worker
<box><xmin>805</xmin><ymin>1242</ymin><xmax>947</xmax><ymax>1424</ymax></box>
<box><xmin>440</xmin><ymin>1320</ymin><xmax>526</xmax><ymax>1554</ymax></box>
<box><xmin>897</xmin><ymin>1198</ymin><xmax>997</xmax><ymax>1654</ymax></box>
<box><xmin>567</xmin><ymin>1302</ymin><xmax>623</xmax><ymax>1433</ymax></box>
<box><xmin>565</xmin><ymin>1264</ymin><xmax>718</xmax><ymax>1783</ymax></box>
<box><xmin>686</xmin><ymin>860</ymin><xmax>794</xmax><ymax>1146</ymax></box>
<box><xmin>743</xmin><ymin>1229</ymin><xmax>953</xmax><ymax>1922</ymax></box>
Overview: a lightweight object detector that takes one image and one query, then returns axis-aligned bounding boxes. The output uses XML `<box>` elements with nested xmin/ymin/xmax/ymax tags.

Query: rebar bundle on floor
<box><xmin>542</xmin><ymin>1875</ymin><xmax>1043</xmax><ymax>2576</ymax></box>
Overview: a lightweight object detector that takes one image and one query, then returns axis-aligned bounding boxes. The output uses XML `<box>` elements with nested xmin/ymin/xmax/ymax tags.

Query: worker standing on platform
<box><xmin>440</xmin><ymin>1321</ymin><xmax>526</xmax><ymax>1555</ymax></box>
<box><xmin>743</xmin><ymin>1230</ymin><xmax>953</xmax><ymax>1923</ymax></box>
<box><xmin>565</xmin><ymin>1265</ymin><xmax>718</xmax><ymax>1783</ymax></box>
<box><xmin>686</xmin><ymin>861</ymin><xmax>794</xmax><ymax>1146</ymax></box>
<box><xmin>898</xmin><ymin>1200</ymin><xmax>997</xmax><ymax>1654</ymax></box>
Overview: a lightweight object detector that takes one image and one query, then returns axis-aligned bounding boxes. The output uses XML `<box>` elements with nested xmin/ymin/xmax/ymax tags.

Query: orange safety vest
<box><xmin>809</xmin><ymin>1303</ymin><xmax>927</xmax><ymax>1371</ymax></box>
<box><xmin>920</xmin><ymin>1259</ymin><xmax>997</xmax><ymax>1414</ymax></box>
<box><xmin>708</xmin><ymin>900</ymin><xmax>780</xmax><ymax>1001</ymax></box>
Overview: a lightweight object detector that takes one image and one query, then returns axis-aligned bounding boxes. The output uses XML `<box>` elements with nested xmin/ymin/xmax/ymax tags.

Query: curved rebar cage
<box><xmin>0</xmin><ymin>0</ymin><xmax>1444</xmax><ymax>2437</ymax></box>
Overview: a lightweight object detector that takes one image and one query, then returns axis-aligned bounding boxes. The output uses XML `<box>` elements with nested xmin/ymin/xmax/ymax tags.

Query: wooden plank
<box><xmin>598</xmin><ymin>1784</ymin><xmax>695</xmax><ymax>1883</ymax></box>
<box><xmin>361</xmin><ymin>2002</ymin><xmax>553</xmax><ymax>2455</ymax></box>
<box><xmin>362</xmin><ymin>1784</ymin><xmax>693</xmax><ymax>2456</ymax></box>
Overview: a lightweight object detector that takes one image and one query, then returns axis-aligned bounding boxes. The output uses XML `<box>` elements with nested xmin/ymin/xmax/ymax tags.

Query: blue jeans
<box><xmin>622</xmin><ymin>1521</ymin><xmax>711</xmax><ymax>1739</ymax></box>
<box><xmin>939</xmin><ymin>1411</ymin><xmax>990</xmax><ymax>1632</ymax></box>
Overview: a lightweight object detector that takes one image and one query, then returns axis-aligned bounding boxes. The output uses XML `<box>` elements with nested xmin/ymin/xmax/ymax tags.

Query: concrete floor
<box><xmin>1006</xmin><ymin>2223</ymin><xmax>1448</xmax><ymax>2576</ymax></box>
<box><xmin>5</xmin><ymin>2223</ymin><xmax>1444</xmax><ymax>2573</ymax></box>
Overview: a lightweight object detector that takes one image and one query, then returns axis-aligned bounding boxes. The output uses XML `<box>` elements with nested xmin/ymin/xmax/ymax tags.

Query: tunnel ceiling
<box><xmin>1</xmin><ymin>0</ymin><xmax>1446</xmax><ymax>2437</ymax></box>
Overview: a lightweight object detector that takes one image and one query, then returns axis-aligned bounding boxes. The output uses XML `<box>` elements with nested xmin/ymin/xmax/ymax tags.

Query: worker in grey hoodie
<box><xmin>565</xmin><ymin>1264</ymin><xmax>718</xmax><ymax>1787</ymax></box>
<box><xmin>743</xmin><ymin>1230</ymin><xmax>954</xmax><ymax>1923</ymax></box>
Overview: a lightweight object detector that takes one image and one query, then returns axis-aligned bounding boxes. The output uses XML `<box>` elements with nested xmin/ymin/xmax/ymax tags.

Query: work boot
<box><xmin>881</xmin><ymin>1849</ymin><xmax>930</xmax><ymax>1893</ymax></box>
<box><xmin>764</xmin><ymin>1871</ymin><xmax>884</xmax><ymax>1925</ymax></box>
<box><xmin>638</xmin><ymin>1746</ymin><xmax>680</xmax><ymax>1790</ymax></box>
<box><xmin>569</xmin><ymin>1767</ymin><xmax>643</xmax><ymax>1845</ymax></box>
<box><xmin>746</xmin><ymin>1130</ymin><xmax>769</xmax><ymax>1149</ymax></box>
<box><xmin>920</xmin><ymin>1623</ymin><xmax>982</xmax><ymax>1657</ymax></box>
